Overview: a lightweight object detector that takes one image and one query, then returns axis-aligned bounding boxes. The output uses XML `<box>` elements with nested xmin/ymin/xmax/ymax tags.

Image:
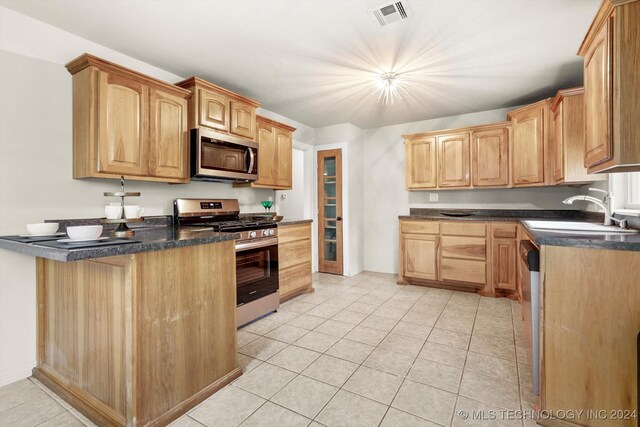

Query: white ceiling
<box><xmin>1</xmin><ymin>0</ymin><xmax>600</xmax><ymax>129</ymax></box>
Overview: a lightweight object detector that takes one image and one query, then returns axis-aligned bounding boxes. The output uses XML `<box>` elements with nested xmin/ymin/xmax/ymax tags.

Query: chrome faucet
<box><xmin>562</xmin><ymin>188</ymin><xmax>627</xmax><ymax>228</ymax></box>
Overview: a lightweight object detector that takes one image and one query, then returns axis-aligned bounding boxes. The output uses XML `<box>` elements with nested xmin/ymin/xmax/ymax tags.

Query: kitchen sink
<box><xmin>524</xmin><ymin>220</ymin><xmax>638</xmax><ymax>234</ymax></box>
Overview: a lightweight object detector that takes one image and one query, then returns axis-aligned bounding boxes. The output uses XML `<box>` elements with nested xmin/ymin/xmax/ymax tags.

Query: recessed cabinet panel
<box><xmin>149</xmin><ymin>89</ymin><xmax>188</xmax><ymax>179</ymax></box>
<box><xmin>402</xmin><ymin>234</ymin><xmax>439</xmax><ymax>281</ymax></box>
<box><xmin>275</xmin><ymin>128</ymin><xmax>292</xmax><ymax>188</ymax></box>
<box><xmin>199</xmin><ymin>89</ymin><xmax>230</xmax><ymax>132</ymax></box>
<box><xmin>255</xmin><ymin>122</ymin><xmax>276</xmax><ymax>186</ymax></box>
<box><xmin>510</xmin><ymin>104</ymin><xmax>547</xmax><ymax>186</ymax></box>
<box><xmin>230</xmin><ymin>101</ymin><xmax>256</xmax><ymax>139</ymax></box>
<box><xmin>438</xmin><ymin>133</ymin><xmax>470</xmax><ymax>188</ymax></box>
<box><xmin>493</xmin><ymin>238</ymin><xmax>517</xmax><ymax>291</ymax></box>
<box><xmin>552</xmin><ymin>105</ymin><xmax>564</xmax><ymax>182</ymax></box>
<box><xmin>406</xmin><ymin>137</ymin><xmax>437</xmax><ymax>189</ymax></box>
<box><xmin>98</xmin><ymin>72</ymin><xmax>148</xmax><ymax>176</ymax></box>
<box><xmin>472</xmin><ymin>126</ymin><xmax>510</xmax><ymax>187</ymax></box>
<box><xmin>583</xmin><ymin>20</ymin><xmax>612</xmax><ymax>168</ymax></box>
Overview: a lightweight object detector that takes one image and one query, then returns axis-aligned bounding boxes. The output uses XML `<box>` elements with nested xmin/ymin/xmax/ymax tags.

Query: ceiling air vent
<box><xmin>370</xmin><ymin>1</ymin><xmax>409</xmax><ymax>27</ymax></box>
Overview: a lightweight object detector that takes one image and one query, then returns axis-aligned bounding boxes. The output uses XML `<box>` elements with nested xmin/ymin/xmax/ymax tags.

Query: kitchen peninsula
<box><xmin>0</xmin><ymin>226</ymin><xmax>240</xmax><ymax>426</ymax></box>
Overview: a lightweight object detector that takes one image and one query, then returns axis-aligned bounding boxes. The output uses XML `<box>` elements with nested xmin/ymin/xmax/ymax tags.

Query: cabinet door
<box><xmin>438</xmin><ymin>133</ymin><xmax>470</xmax><ymax>187</ymax></box>
<box><xmin>198</xmin><ymin>89</ymin><xmax>230</xmax><ymax>132</ymax></box>
<box><xmin>275</xmin><ymin>128</ymin><xmax>293</xmax><ymax>188</ymax></box>
<box><xmin>511</xmin><ymin>108</ymin><xmax>545</xmax><ymax>185</ymax></box>
<box><xmin>402</xmin><ymin>234</ymin><xmax>439</xmax><ymax>281</ymax></box>
<box><xmin>472</xmin><ymin>127</ymin><xmax>509</xmax><ymax>187</ymax></box>
<box><xmin>254</xmin><ymin>121</ymin><xmax>276</xmax><ymax>186</ymax></box>
<box><xmin>149</xmin><ymin>89</ymin><xmax>188</xmax><ymax>180</ymax></box>
<box><xmin>552</xmin><ymin>105</ymin><xmax>564</xmax><ymax>182</ymax></box>
<box><xmin>230</xmin><ymin>100</ymin><xmax>256</xmax><ymax>139</ymax></box>
<box><xmin>97</xmin><ymin>71</ymin><xmax>148</xmax><ymax>176</ymax></box>
<box><xmin>405</xmin><ymin>137</ymin><xmax>437</xmax><ymax>189</ymax></box>
<box><xmin>583</xmin><ymin>19</ymin><xmax>612</xmax><ymax>168</ymax></box>
<box><xmin>493</xmin><ymin>238</ymin><xmax>517</xmax><ymax>291</ymax></box>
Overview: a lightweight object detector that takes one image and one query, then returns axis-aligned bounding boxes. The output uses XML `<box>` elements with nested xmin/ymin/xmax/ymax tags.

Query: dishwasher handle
<box><xmin>519</xmin><ymin>241</ymin><xmax>540</xmax><ymax>272</ymax></box>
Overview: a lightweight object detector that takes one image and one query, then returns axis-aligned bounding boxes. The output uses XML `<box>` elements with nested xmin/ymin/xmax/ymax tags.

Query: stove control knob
<box><xmin>269</xmin><ymin>229</ymin><xmax>276</xmax><ymax>236</ymax></box>
<box><xmin>249</xmin><ymin>231</ymin><xmax>257</xmax><ymax>238</ymax></box>
<box><xmin>262</xmin><ymin>230</ymin><xmax>269</xmax><ymax>236</ymax></box>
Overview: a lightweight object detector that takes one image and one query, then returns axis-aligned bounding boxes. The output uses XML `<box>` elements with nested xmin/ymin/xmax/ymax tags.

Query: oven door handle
<box><xmin>235</xmin><ymin>237</ymin><xmax>278</xmax><ymax>251</ymax></box>
<box><xmin>246</xmin><ymin>147</ymin><xmax>255</xmax><ymax>174</ymax></box>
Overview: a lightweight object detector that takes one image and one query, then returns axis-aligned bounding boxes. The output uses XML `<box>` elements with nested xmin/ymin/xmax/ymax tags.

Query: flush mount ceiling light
<box><xmin>374</xmin><ymin>71</ymin><xmax>408</xmax><ymax>105</ymax></box>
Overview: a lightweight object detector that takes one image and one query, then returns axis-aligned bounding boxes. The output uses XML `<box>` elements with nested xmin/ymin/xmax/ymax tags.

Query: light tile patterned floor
<box><xmin>0</xmin><ymin>272</ymin><xmax>538</xmax><ymax>427</ymax></box>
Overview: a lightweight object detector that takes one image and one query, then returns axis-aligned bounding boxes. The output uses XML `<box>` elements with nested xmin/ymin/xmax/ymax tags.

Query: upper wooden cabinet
<box><xmin>472</xmin><ymin>123</ymin><xmax>511</xmax><ymax>187</ymax></box>
<box><xmin>550</xmin><ymin>87</ymin><xmax>606</xmax><ymax>184</ymax></box>
<box><xmin>66</xmin><ymin>54</ymin><xmax>190</xmax><ymax>184</ymax></box>
<box><xmin>175</xmin><ymin>77</ymin><xmax>259</xmax><ymax>141</ymax></box>
<box><xmin>235</xmin><ymin>116</ymin><xmax>295</xmax><ymax>190</ymax></box>
<box><xmin>508</xmin><ymin>99</ymin><xmax>552</xmax><ymax>187</ymax></box>
<box><xmin>438</xmin><ymin>133</ymin><xmax>470</xmax><ymax>188</ymax></box>
<box><xmin>405</xmin><ymin>136</ymin><xmax>437</xmax><ymax>189</ymax></box>
<box><xmin>578</xmin><ymin>0</ymin><xmax>640</xmax><ymax>173</ymax></box>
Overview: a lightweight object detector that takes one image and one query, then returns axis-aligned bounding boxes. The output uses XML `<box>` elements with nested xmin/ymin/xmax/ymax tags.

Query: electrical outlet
<box><xmin>429</xmin><ymin>193</ymin><xmax>438</xmax><ymax>202</ymax></box>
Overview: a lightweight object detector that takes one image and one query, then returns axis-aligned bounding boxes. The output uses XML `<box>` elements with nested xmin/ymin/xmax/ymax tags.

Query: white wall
<box><xmin>362</xmin><ymin>107</ymin><xmax>591</xmax><ymax>274</ymax></box>
<box><xmin>0</xmin><ymin>7</ymin><xmax>315</xmax><ymax>386</ymax></box>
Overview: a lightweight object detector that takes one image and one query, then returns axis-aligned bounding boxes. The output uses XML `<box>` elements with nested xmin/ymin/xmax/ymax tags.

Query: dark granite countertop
<box><xmin>278</xmin><ymin>219</ymin><xmax>313</xmax><ymax>226</ymax></box>
<box><xmin>0</xmin><ymin>226</ymin><xmax>239</xmax><ymax>262</ymax></box>
<box><xmin>400</xmin><ymin>209</ymin><xmax>640</xmax><ymax>252</ymax></box>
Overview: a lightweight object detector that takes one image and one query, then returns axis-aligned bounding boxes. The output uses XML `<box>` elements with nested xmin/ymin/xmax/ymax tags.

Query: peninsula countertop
<box><xmin>399</xmin><ymin>208</ymin><xmax>640</xmax><ymax>252</ymax></box>
<box><xmin>0</xmin><ymin>226</ymin><xmax>239</xmax><ymax>262</ymax></box>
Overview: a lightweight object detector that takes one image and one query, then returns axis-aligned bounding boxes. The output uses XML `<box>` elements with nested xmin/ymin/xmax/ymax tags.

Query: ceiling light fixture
<box><xmin>374</xmin><ymin>71</ymin><xmax>407</xmax><ymax>105</ymax></box>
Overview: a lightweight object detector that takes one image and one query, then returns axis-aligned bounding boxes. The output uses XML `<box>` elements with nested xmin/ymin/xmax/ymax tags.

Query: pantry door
<box><xmin>317</xmin><ymin>149</ymin><xmax>343</xmax><ymax>275</ymax></box>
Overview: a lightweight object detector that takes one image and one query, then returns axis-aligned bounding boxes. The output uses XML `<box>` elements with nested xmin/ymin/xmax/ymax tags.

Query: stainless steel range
<box><xmin>174</xmin><ymin>198</ymin><xmax>279</xmax><ymax>327</ymax></box>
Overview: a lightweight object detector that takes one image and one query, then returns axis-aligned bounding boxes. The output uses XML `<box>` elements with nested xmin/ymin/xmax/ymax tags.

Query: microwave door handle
<box><xmin>247</xmin><ymin>147</ymin><xmax>255</xmax><ymax>173</ymax></box>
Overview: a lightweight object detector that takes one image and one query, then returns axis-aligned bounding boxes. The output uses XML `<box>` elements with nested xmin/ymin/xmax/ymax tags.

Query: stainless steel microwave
<box><xmin>190</xmin><ymin>128</ymin><xmax>258</xmax><ymax>182</ymax></box>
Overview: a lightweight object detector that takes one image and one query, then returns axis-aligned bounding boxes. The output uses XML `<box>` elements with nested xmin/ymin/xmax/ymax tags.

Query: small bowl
<box><xmin>66</xmin><ymin>225</ymin><xmax>103</xmax><ymax>241</ymax></box>
<box><xmin>26</xmin><ymin>223</ymin><xmax>59</xmax><ymax>236</ymax></box>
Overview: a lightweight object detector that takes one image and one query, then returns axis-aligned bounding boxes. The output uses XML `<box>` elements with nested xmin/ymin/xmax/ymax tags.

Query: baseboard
<box><xmin>0</xmin><ymin>359</ymin><xmax>35</xmax><ymax>387</ymax></box>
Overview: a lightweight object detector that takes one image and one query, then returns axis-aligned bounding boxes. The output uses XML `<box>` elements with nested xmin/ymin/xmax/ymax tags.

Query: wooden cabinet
<box><xmin>33</xmin><ymin>241</ymin><xmax>240</xmax><ymax>427</ymax></box>
<box><xmin>438</xmin><ymin>133</ymin><xmax>470</xmax><ymax>188</ymax></box>
<box><xmin>491</xmin><ymin>223</ymin><xmax>517</xmax><ymax>293</ymax></box>
<box><xmin>472</xmin><ymin>124</ymin><xmax>510</xmax><ymax>187</ymax></box>
<box><xmin>399</xmin><ymin>219</ymin><xmax>487</xmax><ymax>289</ymax></box>
<box><xmin>198</xmin><ymin>89</ymin><xmax>230</xmax><ymax>132</ymax></box>
<box><xmin>149</xmin><ymin>88</ymin><xmax>189</xmax><ymax>179</ymax></box>
<box><xmin>508</xmin><ymin>100</ymin><xmax>552</xmax><ymax>187</ymax></box>
<box><xmin>176</xmin><ymin>77</ymin><xmax>260</xmax><ymax>140</ymax></box>
<box><xmin>402</xmin><ymin>234</ymin><xmax>439</xmax><ymax>281</ymax></box>
<box><xmin>405</xmin><ymin>136</ymin><xmax>437</xmax><ymax>189</ymax></box>
<box><xmin>550</xmin><ymin>87</ymin><xmax>606</xmax><ymax>184</ymax></box>
<box><xmin>278</xmin><ymin>223</ymin><xmax>313</xmax><ymax>302</ymax></box>
<box><xmin>236</xmin><ymin>116</ymin><xmax>295</xmax><ymax>189</ymax></box>
<box><xmin>578</xmin><ymin>0</ymin><xmax>640</xmax><ymax>173</ymax></box>
<box><xmin>66</xmin><ymin>54</ymin><xmax>190</xmax><ymax>183</ymax></box>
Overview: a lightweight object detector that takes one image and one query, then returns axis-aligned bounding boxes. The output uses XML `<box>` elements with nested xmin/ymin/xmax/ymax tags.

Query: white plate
<box><xmin>19</xmin><ymin>232</ymin><xmax>65</xmax><ymax>238</ymax></box>
<box><xmin>58</xmin><ymin>237</ymin><xmax>109</xmax><ymax>243</ymax></box>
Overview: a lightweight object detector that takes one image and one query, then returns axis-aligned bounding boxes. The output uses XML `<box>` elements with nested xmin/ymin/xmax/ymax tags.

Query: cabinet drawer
<box><xmin>278</xmin><ymin>224</ymin><xmax>311</xmax><ymax>244</ymax></box>
<box><xmin>441</xmin><ymin>236</ymin><xmax>486</xmax><ymax>260</ymax></box>
<box><xmin>441</xmin><ymin>258</ymin><xmax>486</xmax><ymax>285</ymax></box>
<box><xmin>279</xmin><ymin>239</ymin><xmax>311</xmax><ymax>270</ymax></box>
<box><xmin>400</xmin><ymin>220</ymin><xmax>440</xmax><ymax>235</ymax></box>
<box><xmin>491</xmin><ymin>223</ymin><xmax>517</xmax><ymax>239</ymax></box>
<box><xmin>280</xmin><ymin>263</ymin><xmax>312</xmax><ymax>298</ymax></box>
<box><xmin>441</xmin><ymin>222</ymin><xmax>487</xmax><ymax>237</ymax></box>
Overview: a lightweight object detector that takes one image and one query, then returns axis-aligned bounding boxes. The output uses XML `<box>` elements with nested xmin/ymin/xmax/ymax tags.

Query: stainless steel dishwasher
<box><xmin>519</xmin><ymin>240</ymin><xmax>540</xmax><ymax>395</ymax></box>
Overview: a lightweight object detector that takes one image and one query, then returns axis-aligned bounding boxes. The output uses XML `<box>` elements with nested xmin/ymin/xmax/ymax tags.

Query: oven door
<box><xmin>236</xmin><ymin>237</ymin><xmax>279</xmax><ymax>306</ymax></box>
<box><xmin>191</xmin><ymin>127</ymin><xmax>258</xmax><ymax>181</ymax></box>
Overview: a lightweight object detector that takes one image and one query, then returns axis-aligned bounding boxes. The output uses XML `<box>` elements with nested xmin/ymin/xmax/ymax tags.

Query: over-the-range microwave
<box><xmin>190</xmin><ymin>127</ymin><xmax>258</xmax><ymax>182</ymax></box>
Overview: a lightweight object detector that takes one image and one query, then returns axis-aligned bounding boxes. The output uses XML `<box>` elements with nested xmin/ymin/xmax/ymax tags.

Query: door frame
<box><xmin>314</xmin><ymin>142</ymin><xmax>349</xmax><ymax>276</ymax></box>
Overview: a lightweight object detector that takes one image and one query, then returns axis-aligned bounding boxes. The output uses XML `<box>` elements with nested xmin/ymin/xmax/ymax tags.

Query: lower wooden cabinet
<box><xmin>491</xmin><ymin>223</ymin><xmax>518</xmax><ymax>292</ymax></box>
<box><xmin>400</xmin><ymin>219</ymin><xmax>521</xmax><ymax>297</ymax></box>
<box><xmin>278</xmin><ymin>222</ymin><xmax>313</xmax><ymax>301</ymax></box>
<box><xmin>399</xmin><ymin>219</ymin><xmax>488</xmax><ymax>290</ymax></box>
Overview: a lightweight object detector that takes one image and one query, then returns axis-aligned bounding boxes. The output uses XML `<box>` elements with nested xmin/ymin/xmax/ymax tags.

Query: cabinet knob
<box><xmin>336</xmin><ymin>217</ymin><xmax>342</xmax><ymax>221</ymax></box>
